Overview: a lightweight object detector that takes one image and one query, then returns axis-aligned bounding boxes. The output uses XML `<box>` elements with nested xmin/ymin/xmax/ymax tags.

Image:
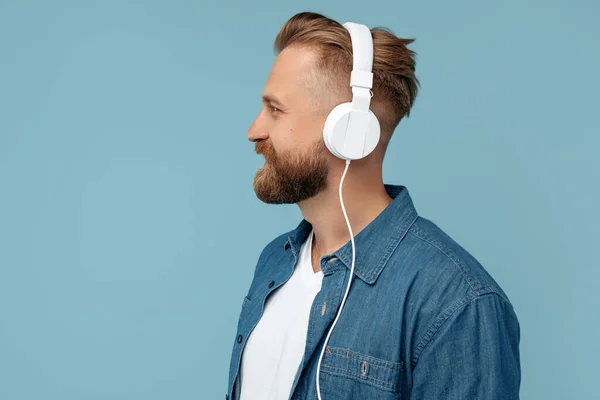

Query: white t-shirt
<box><xmin>239</xmin><ymin>229</ymin><xmax>323</xmax><ymax>399</ymax></box>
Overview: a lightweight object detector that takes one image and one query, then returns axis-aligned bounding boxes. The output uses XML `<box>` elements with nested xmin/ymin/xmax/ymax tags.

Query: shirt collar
<box><xmin>285</xmin><ymin>184</ymin><xmax>418</xmax><ymax>285</ymax></box>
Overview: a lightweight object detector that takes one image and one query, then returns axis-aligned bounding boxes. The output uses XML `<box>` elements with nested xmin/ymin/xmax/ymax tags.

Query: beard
<box><xmin>253</xmin><ymin>139</ymin><xmax>329</xmax><ymax>204</ymax></box>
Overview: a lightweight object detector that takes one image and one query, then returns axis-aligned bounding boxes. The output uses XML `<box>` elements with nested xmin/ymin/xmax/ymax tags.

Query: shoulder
<box><xmin>389</xmin><ymin>216</ymin><xmax>519</xmax><ymax>364</ymax></box>
<box><xmin>402</xmin><ymin>215</ymin><xmax>513</xmax><ymax>304</ymax></box>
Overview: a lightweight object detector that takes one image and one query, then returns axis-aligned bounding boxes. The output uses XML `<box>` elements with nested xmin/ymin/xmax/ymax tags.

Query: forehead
<box><xmin>263</xmin><ymin>46</ymin><xmax>318</xmax><ymax>101</ymax></box>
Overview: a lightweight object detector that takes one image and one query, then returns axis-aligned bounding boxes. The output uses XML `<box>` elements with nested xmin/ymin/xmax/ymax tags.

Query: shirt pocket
<box><xmin>319</xmin><ymin>345</ymin><xmax>403</xmax><ymax>399</ymax></box>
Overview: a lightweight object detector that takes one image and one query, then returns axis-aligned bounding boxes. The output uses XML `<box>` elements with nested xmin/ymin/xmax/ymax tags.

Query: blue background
<box><xmin>1</xmin><ymin>0</ymin><xmax>598</xmax><ymax>399</ymax></box>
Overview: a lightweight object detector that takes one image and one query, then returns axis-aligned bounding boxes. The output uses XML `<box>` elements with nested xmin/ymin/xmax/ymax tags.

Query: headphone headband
<box><xmin>342</xmin><ymin>22</ymin><xmax>374</xmax><ymax>90</ymax></box>
<box><xmin>322</xmin><ymin>20</ymin><xmax>380</xmax><ymax>161</ymax></box>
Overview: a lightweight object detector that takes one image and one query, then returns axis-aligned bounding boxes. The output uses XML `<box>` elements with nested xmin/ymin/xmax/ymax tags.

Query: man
<box><xmin>226</xmin><ymin>11</ymin><xmax>521</xmax><ymax>400</ymax></box>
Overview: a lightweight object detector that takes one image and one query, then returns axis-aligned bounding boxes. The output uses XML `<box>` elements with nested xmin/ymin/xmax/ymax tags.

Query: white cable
<box><xmin>316</xmin><ymin>159</ymin><xmax>356</xmax><ymax>400</ymax></box>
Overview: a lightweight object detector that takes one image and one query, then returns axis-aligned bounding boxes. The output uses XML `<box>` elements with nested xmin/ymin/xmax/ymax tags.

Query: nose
<box><xmin>247</xmin><ymin>113</ymin><xmax>269</xmax><ymax>143</ymax></box>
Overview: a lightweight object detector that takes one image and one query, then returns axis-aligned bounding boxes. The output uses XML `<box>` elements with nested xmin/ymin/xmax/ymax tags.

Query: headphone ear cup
<box><xmin>323</xmin><ymin>102</ymin><xmax>354</xmax><ymax>160</ymax></box>
<box><xmin>323</xmin><ymin>103</ymin><xmax>381</xmax><ymax>161</ymax></box>
<box><xmin>361</xmin><ymin>110</ymin><xmax>381</xmax><ymax>158</ymax></box>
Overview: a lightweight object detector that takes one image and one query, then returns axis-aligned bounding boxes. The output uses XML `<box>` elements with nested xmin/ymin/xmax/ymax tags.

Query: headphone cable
<box><xmin>316</xmin><ymin>159</ymin><xmax>356</xmax><ymax>400</ymax></box>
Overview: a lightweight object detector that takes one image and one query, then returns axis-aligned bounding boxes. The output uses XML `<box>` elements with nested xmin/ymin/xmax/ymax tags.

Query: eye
<box><xmin>270</xmin><ymin>106</ymin><xmax>280</xmax><ymax>114</ymax></box>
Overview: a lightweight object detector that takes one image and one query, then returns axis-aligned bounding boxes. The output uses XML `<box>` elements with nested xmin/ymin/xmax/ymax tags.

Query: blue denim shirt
<box><xmin>227</xmin><ymin>184</ymin><xmax>521</xmax><ymax>399</ymax></box>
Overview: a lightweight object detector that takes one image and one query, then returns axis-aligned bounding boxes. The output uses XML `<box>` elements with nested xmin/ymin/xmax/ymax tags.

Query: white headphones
<box><xmin>322</xmin><ymin>22</ymin><xmax>380</xmax><ymax>161</ymax></box>
<box><xmin>316</xmin><ymin>21</ymin><xmax>379</xmax><ymax>400</ymax></box>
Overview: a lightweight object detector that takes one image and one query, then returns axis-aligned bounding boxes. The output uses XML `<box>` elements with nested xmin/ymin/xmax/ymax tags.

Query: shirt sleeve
<box><xmin>410</xmin><ymin>292</ymin><xmax>521</xmax><ymax>399</ymax></box>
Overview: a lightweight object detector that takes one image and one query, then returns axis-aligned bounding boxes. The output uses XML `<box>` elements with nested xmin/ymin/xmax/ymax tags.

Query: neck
<box><xmin>297</xmin><ymin>162</ymin><xmax>393</xmax><ymax>271</ymax></box>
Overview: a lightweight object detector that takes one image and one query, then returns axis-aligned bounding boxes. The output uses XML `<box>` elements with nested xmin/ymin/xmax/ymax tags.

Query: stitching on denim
<box><xmin>367</xmin><ymin>213</ymin><xmax>419</xmax><ymax>283</ymax></box>
<box><xmin>321</xmin><ymin>364</ymin><xmax>397</xmax><ymax>392</ymax></box>
<box><xmin>322</xmin><ymin>364</ymin><xmax>394</xmax><ymax>387</ymax></box>
<box><xmin>411</xmin><ymin>290</ymin><xmax>477</xmax><ymax>368</ymax></box>
<box><xmin>477</xmin><ymin>285</ymin><xmax>516</xmax><ymax>309</ymax></box>
<box><xmin>407</xmin><ymin>229</ymin><xmax>481</xmax><ymax>292</ymax></box>
<box><xmin>411</xmin><ymin>292</ymin><xmax>508</xmax><ymax>369</ymax></box>
<box><xmin>326</xmin><ymin>347</ymin><xmax>402</xmax><ymax>370</ymax></box>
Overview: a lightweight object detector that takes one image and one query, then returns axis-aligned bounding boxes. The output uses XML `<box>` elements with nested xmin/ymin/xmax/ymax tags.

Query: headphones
<box><xmin>322</xmin><ymin>22</ymin><xmax>380</xmax><ymax>161</ymax></box>
<box><xmin>316</xmin><ymin>21</ymin><xmax>378</xmax><ymax>400</ymax></box>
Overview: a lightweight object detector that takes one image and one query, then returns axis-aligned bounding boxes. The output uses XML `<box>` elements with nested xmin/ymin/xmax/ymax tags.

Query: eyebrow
<box><xmin>262</xmin><ymin>94</ymin><xmax>285</xmax><ymax>108</ymax></box>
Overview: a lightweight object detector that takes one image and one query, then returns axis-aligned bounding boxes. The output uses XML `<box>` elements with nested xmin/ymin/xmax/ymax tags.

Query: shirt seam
<box><xmin>407</xmin><ymin>229</ymin><xmax>482</xmax><ymax>292</ymax></box>
<box><xmin>410</xmin><ymin>290</ymin><xmax>511</xmax><ymax>369</ymax></box>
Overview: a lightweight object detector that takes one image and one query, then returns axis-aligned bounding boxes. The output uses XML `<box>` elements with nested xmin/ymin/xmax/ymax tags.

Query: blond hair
<box><xmin>274</xmin><ymin>12</ymin><xmax>419</xmax><ymax>149</ymax></box>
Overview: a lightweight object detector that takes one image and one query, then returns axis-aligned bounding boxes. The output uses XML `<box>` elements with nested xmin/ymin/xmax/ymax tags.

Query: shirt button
<box><xmin>237</xmin><ymin>334</ymin><xmax>243</xmax><ymax>343</ymax></box>
<box><xmin>268</xmin><ymin>281</ymin><xmax>275</xmax><ymax>288</ymax></box>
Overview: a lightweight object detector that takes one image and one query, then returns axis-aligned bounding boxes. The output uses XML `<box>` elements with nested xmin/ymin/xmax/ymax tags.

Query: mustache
<box><xmin>255</xmin><ymin>141</ymin><xmax>275</xmax><ymax>158</ymax></box>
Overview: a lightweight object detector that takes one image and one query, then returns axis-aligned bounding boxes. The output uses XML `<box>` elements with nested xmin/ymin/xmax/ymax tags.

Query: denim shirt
<box><xmin>226</xmin><ymin>184</ymin><xmax>521</xmax><ymax>399</ymax></box>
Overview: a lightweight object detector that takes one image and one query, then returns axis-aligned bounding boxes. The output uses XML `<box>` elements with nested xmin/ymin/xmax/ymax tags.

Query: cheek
<box><xmin>271</xmin><ymin>115</ymin><xmax>325</xmax><ymax>155</ymax></box>
<box><xmin>270</xmin><ymin>118</ymin><xmax>295</xmax><ymax>142</ymax></box>
<box><xmin>292</xmin><ymin>117</ymin><xmax>325</xmax><ymax>146</ymax></box>
<box><xmin>269</xmin><ymin>124</ymin><xmax>297</xmax><ymax>153</ymax></box>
